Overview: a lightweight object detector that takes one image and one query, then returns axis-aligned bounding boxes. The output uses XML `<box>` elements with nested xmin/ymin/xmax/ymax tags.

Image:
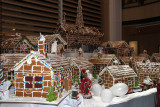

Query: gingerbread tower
<box><xmin>38</xmin><ymin>33</ymin><xmax>47</xmax><ymax>57</ymax></box>
<box><xmin>76</xmin><ymin>0</ymin><xmax>84</xmax><ymax>29</ymax></box>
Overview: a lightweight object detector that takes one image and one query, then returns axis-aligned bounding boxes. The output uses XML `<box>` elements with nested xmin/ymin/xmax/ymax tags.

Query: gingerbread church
<box><xmin>56</xmin><ymin>0</ymin><xmax>103</xmax><ymax>52</ymax></box>
<box><xmin>12</xmin><ymin>35</ymin><xmax>77</xmax><ymax>98</ymax></box>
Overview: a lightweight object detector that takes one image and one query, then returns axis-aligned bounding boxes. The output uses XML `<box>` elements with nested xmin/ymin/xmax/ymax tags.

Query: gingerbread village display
<box><xmin>99</xmin><ymin>65</ymin><xmax>137</xmax><ymax>92</ymax></box>
<box><xmin>56</xmin><ymin>0</ymin><xmax>103</xmax><ymax>52</ymax></box>
<box><xmin>0</xmin><ymin>0</ymin><xmax>160</xmax><ymax>105</ymax></box>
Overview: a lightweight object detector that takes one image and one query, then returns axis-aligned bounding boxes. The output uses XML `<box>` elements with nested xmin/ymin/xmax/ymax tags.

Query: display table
<box><xmin>0</xmin><ymin>88</ymin><xmax>157</xmax><ymax>107</ymax></box>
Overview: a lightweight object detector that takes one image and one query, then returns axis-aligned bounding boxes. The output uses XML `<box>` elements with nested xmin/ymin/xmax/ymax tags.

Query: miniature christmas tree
<box><xmin>73</xmin><ymin>73</ymin><xmax>79</xmax><ymax>84</ymax></box>
<box><xmin>46</xmin><ymin>86</ymin><xmax>57</xmax><ymax>102</ymax></box>
<box><xmin>135</xmin><ymin>80</ymin><xmax>139</xmax><ymax>87</ymax></box>
<box><xmin>0</xmin><ymin>63</ymin><xmax>4</xmax><ymax>85</ymax></box>
<box><xmin>93</xmin><ymin>72</ymin><xmax>97</xmax><ymax>79</ymax></box>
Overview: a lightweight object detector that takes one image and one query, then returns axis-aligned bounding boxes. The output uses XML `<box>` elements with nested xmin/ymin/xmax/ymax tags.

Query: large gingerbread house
<box><xmin>135</xmin><ymin>62</ymin><xmax>160</xmax><ymax>84</ymax></box>
<box><xmin>151</xmin><ymin>53</ymin><xmax>160</xmax><ymax>62</ymax></box>
<box><xmin>56</xmin><ymin>0</ymin><xmax>103</xmax><ymax>52</ymax></box>
<box><xmin>99</xmin><ymin>65</ymin><xmax>137</xmax><ymax>91</ymax></box>
<box><xmin>102</xmin><ymin>41</ymin><xmax>133</xmax><ymax>57</ymax></box>
<box><xmin>1</xmin><ymin>35</ymin><xmax>37</xmax><ymax>54</ymax></box>
<box><xmin>12</xmin><ymin>37</ymin><xmax>77</xmax><ymax>98</ymax></box>
<box><xmin>89</xmin><ymin>53</ymin><xmax>121</xmax><ymax>75</ymax></box>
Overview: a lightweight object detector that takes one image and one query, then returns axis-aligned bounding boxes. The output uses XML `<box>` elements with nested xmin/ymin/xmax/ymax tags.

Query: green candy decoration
<box><xmin>46</xmin><ymin>86</ymin><xmax>57</xmax><ymax>102</ymax></box>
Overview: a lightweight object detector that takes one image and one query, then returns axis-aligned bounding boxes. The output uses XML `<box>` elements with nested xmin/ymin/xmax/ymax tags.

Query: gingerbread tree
<box><xmin>46</xmin><ymin>86</ymin><xmax>57</xmax><ymax>102</ymax></box>
<box><xmin>0</xmin><ymin>63</ymin><xmax>4</xmax><ymax>85</ymax></box>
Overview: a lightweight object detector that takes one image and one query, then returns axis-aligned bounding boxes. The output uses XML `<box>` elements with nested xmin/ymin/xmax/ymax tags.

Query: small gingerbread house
<box><xmin>28</xmin><ymin>34</ymin><xmax>67</xmax><ymax>54</ymax></box>
<box><xmin>151</xmin><ymin>53</ymin><xmax>160</xmax><ymax>62</ymax></box>
<box><xmin>99</xmin><ymin>65</ymin><xmax>137</xmax><ymax>91</ymax></box>
<box><xmin>102</xmin><ymin>41</ymin><xmax>133</xmax><ymax>57</ymax></box>
<box><xmin>56</xmin><ymin>0</ymin><xmax>103</xmax><ymax>52</ymax></box>
<box><xmin>135</xmin><ymin>62</ymin><xmax>160</xmax><ymax>84</ymax></box>
<box><xmin>12</xmin><ymin>37</ymin><xmax>76</xmax><ymax>98</ymax></box>
<box><xmin>1</xmin><ymin>35</ymin><xmax>37</xmax><ymax>54</ymax></box>
<box><xmin>89</xmin><ymin>53</ymin><xmax>121</xmax><ymax>75</ymax></box>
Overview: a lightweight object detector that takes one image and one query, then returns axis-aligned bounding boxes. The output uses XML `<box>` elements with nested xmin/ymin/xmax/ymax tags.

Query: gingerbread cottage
<box><xmin>89</xmin><ymin>53</ymin><xmax>121</xmax><ymax>75</ymax></box>
<box><xmin>135</xmin><ymin>62</ymin><xmax>160</xmax><ymax>84</ymax></box>
<box><xmin>1</xmin><ymin>35</ymin><xmax>36</xmax><ymax>54</ymax></box>
<box><xmin>102</xmin><ymin>41</ymin><xmax>133</xmax><ymax>57</ymax></box>
<box><xmin>56</xmin><ymin>0</ymin><xmax>103</xmax><ymax>52</ymax></box>
<box><xmin>12</xmin><ymin>37</ymin><xmax>77</xmax><ymax>98</ymax></box>
<box><xmin>99</xmin><ymin>65</ymin><xmax>137</xmax><ymax>91</ymax></box>
<box><xmin>151</xmin><ymin>53</ymin><xmax>160</xmax><ymax>62</ymax></box>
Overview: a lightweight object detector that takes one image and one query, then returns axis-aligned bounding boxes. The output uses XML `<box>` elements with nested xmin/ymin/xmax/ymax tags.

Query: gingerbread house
<box><xmin>102</xmin><ymin>41</ymin><xmax>133</xmax><ymax>57</ymax></box>
<box><xmin>99</xmin><ymin>65</ymin><xmax>137</xmax><ymax>91</ymax></box>
<box><xmin>151</xmin><ymin>53</ymin><xmax>160</xmax><ymax>62</ymax></box>
<box><xmin>89</xmin><ymin>53</ymin><xmax>121</xmax><ymax>75</ymax></box>
<box><xmin>135</xmin><ymin>62</ymin><xmax>160</xmax><ymax>84</ymax></box>
<box><xmin>12</xmin><ymin>37</ymin><xmax>77</xmax><ymax>98</ymax></box>
<box><xmin>1</xmin><ymin>35</ymin><xmax>37</xmax><ymax>54</ymax></box>
<box><xmin>28</xmin><ymin>34</ymin><xmax>67</xmax><ymax>54</ymax></box>
<box><xmin>56</xmin><ymin>0</ymin><xmax>103</xmax><ymax>52</ymax></box>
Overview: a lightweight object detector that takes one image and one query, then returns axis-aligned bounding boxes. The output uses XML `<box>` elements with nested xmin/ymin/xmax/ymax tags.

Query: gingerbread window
<box><xmin>34</xmin><ymin>76</ymin><xmax>43</xmax><ymax>88</ymax></box>
<box><xmin>24</xmin><ymin>76</ymin><xmax>33</xmax><ymax>89</ymax></box>
<box><xmin>24</xmin><ymin>75</ymin><xmax>43</xmax><ymax>89</ymax></box>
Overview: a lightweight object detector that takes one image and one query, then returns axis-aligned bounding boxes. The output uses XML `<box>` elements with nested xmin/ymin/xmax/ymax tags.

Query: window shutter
<box><xmin>1</xmin><ymin>0</ymin><xmax>59</xmax><ymax>36</ymax></box>
<box><xmin>63</xmin><ymin>0</ymin><xmax>102</xmax><ymax>31</ymax></box>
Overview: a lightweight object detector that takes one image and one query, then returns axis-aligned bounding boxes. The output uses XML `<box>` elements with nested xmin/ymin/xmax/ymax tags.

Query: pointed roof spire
<box><xmin>76</xmin><ymin>0</ymin><xmax>84</xmax><ymax>29</ymax></box>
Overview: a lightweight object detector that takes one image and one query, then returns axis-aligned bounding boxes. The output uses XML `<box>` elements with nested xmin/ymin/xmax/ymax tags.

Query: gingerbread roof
<box><xmin>99</xmin><ymin>65</ymin><xmax>137</xmax><ymax>80</ymax></box>
<box><xmin>151</xmin><ymin>53</ymin><xmax>160</xmax><ymax>62</ymax></box>
<box><xmin>133</xmin><ymin>56</ymin><xmax>145</xmax><ymax>63</ymax></box>
<box><xmin>12</xmin><ymin>51</ymin><xmax>71</xmax><ymax>71</ymax></box>
<box><xmin>136</xmin><ymin>62</ymin><xmax>160</xmax><ymax>74</ymax></box>
<box><xmin>68</xmin><ymin>56</ymin><xmax>93</xmax><ymax>70</ymax></box>
<box><xmin>27</xmin><ymin>34</ymin><xmax>67</xmax><ymax>46</ymax></box>
<box><xmin>1</xmin><ymin>36</ymin><xmax>36</xmax><ymax>50</ymax></box>
<box><xmin>89</xmin><ymin>54</ymin><xmax>120</xmax><ymax>65</ymax></box>
<box><xmin>59</xmin><ymin>23</ymin><xmax>103</xmax><ymax>37</ymax></box>
<box><xmin>119</xmin><ymin>56</ymin><xmax>133</xmax><ymax>65</ymax></box>
<box><xmin>103</xmin><ymin>41</ymin><xmax>130</xmax><ymax>48</ymax></box>
<box><xmin>1</xmin><ymin>54</ymin><xmax>27</xmax><ymax>66</ymax></box>
<box><xmin>139</xmin><ymin>53</ymin><xmax>150</xmax><ymax>61</ymax></box>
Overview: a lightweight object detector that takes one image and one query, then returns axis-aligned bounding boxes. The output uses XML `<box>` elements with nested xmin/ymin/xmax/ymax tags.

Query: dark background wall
<box><xmin>122</xmin><ymin>22</ymin><xmax>160</xmax><ymax>55</ymax></box>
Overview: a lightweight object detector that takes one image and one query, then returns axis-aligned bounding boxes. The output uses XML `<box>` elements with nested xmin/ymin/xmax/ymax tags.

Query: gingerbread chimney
<box><xmin>38</xmin><ymin>33</ymin><xmax>47</xmax><ymax>57</ymax></box>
